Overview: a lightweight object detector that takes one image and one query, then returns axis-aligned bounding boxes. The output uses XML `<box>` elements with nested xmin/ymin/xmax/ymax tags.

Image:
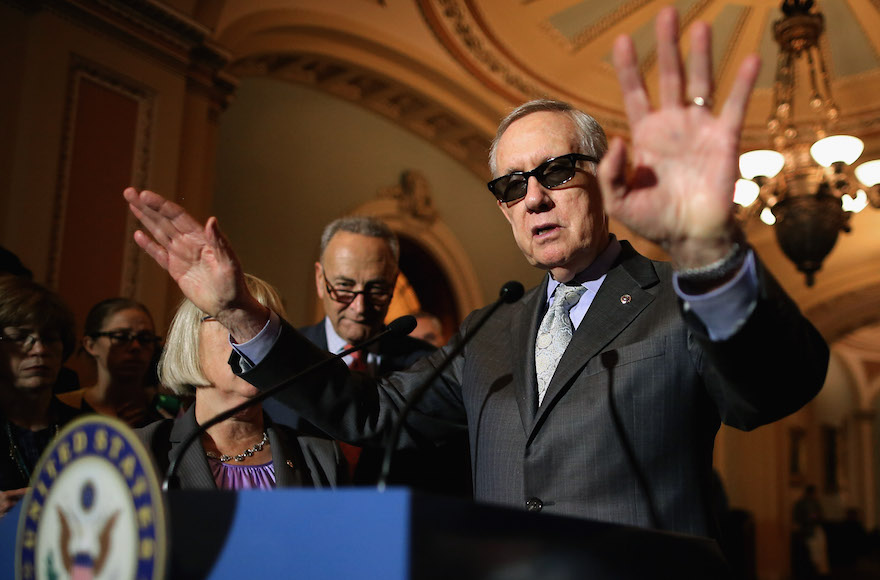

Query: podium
<box><xmin>2</xmin><ymin>487</ymin><xmax>732</xmax><ymax>579</ymax></box>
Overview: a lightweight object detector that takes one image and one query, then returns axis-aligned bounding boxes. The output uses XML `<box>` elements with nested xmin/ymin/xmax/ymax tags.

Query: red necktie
<box><xmin>339</xmin><ymin>345</ymin><xmax>366</xmax><ymax>479</ymax></box>
<box><xmin>347</xmin><ymin>347</ymin><xmax>368</xmax><ymax>373</ymax></box>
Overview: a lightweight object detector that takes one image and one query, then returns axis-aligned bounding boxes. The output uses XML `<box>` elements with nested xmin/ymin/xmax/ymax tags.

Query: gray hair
<box><xmin>158</xmin><ymin>273</ymin><xmax>287</xmax><ymax>395</ymax></box>
<box><xmin>488</xmin><ymin>99</ymin><xmax>608</xmax><ymax>177</ymax></box>
<box><xmin>319</xmin><ymin>216</ymin><xmax>400</xmax><ymax>263</ymax></box>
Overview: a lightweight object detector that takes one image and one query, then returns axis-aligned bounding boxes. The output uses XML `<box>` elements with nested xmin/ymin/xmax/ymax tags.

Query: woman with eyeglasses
<box><xmin>59</xmin><ymin>298</ymin><xmax>168</xmax><ymax>428</ymax></box>
<box><xmin>136</xmin><ymin>274</ymin><xmax>345</xmax><ymax>490</ymax></box>
<box><xmin>0</xmin><ymin>275</ymin><xmax>81</xmax><ymax>516</ymax></box>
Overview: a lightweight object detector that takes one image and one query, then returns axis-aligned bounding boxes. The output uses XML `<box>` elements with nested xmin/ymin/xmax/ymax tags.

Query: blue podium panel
<box><xmin>2</xmin><ymin>488</ymin><xmax>732</xmax><ymax>579</ymax></box>
<box><xmin>168</xmin><ymin>488</ymin><xmax>412</xmax><ymax>580</ymax></box>
<box><xmin>167</xmin><ymin>488</ymin><xmax>731</xmax><ymax>580</ymax></box>
<box><xmin>0</xmin><ymin>502</ymin><xmax>21</xmax><ymax>574</ymax></box>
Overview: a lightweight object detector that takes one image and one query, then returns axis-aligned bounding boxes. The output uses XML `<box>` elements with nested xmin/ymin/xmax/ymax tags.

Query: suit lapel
<box><xmin>268</xmin><ymin>423</ymin><xmax>304</xmax><ymax>487</ymax></box>
<box><xmin>299</xmin><ymin>322</ymin><xmax>328</xmax><ymax>351</ymax></box>
<box><xmin>169</xmin><ymin>407</ymin><xmax>218</xmax><ymax>490</ymax></box>
<box><xmin>531</xmin><ymin>244</ymin><xmax>659</xmax><ymax>435</ymax></box>
<box><xmin>511</xmin><ymin>279</ymin><xmax>549</xmax><ymax>433</ymax></box>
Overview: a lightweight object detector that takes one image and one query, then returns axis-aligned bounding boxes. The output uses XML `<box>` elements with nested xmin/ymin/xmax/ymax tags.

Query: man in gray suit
<box><xmin>125</xmin><ymin>7</ymin><xmax>827</xmax><ymax>537</ymax></box>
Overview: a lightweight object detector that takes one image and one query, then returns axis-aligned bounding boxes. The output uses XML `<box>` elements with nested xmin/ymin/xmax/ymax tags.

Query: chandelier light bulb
<box><xmin>841</xmin><ymin>190</ymin><xmax>869</xmax><ymax>213</ymax></box>
<box><xmin>760</xmin><ymin>207</ymin><xmax>777</xmax><ymax>226</ymax></box>
<box><xmin>734</xmin><ymin>179</ymin><xmax>760</xmax><ymax>207</ymax></box>
<box><xmin>810</xmin><ymin>135</ymin><xmax>864</xmax><ymax>167</ymax></box>
<box><xmin>739</xmin><ymin>150</ymin><xmax>785</xmax><ymax>180</ymax></box>
<box><xmin>855</xmin><ymin>159</ymin><xmax>880</xmax><ymax>187</ymax></box>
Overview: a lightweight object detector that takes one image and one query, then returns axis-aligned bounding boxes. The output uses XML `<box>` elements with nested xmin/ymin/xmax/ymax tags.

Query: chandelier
<box><xmin>734</xmin><ymin>0</ymin><xmax>880</xmax><ymax>286</ymax></box>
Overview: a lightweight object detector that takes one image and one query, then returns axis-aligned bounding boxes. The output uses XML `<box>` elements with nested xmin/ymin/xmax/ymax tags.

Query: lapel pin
<box><xmin>286</xmin><ymin>460</ymin><xmax>294</xmax><ymax>469</ymax></box>
<box><xmin>620</xmin><ymin>294</ymin><xmax>632</xmax><ymax>304</ymax></box>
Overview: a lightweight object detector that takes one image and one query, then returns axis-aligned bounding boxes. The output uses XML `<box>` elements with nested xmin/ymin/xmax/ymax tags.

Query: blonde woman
<box><xmin>137</xmin><ymin>274</ymin><xmax>345</xmax><ymax>490</ymax></box>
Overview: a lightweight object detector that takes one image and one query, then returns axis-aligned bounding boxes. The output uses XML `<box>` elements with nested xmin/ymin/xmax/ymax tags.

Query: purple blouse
<box><xmin>208</xmin><ymin>458</ymin><xmax>276</xmax><ymax>490</ymax></box>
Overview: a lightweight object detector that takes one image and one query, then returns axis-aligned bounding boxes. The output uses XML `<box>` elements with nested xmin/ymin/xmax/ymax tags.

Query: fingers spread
<box><xmin>720</xmin><ymin>54</ymin><xmax>761</xmax><ymax>132</ymax></box>
<box><xmin>613</xmin><ymin>34</ymin><xmax>651</xmax><ymax>125</ymax></box>
<box><xmin>126</xmin><ymin>189</ymin><xmax>177</xmax><ymax>245</ymax></box>
<box><xmin>597</xmin><ymin>137</ymin><xmax>629</xmax><ymax>207</ymax></box>
<box><xmin>687</xmin><ymin>21</ymin><xmax>714</xmax><ymax>105</ymax></box>
<box><xmin>656</xmin><ymin>6</ymin><xmax>685</xmax><ymax>109</ymax></box>
<box><xmin>126</xmin><ymin>189</ymin><xmax>210</xmax><ymax>263</ymax></box>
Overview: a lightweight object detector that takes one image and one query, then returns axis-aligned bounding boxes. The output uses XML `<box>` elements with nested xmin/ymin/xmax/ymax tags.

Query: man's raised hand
<box><xmin>124</xmin><ymin>187</ymin><xmax>268</xmax><ymax>341</ymax></box>
<box><xmin>598</xmin><ymin>7</ymin><xmax>760</xmax><ymax>271</ymax></box>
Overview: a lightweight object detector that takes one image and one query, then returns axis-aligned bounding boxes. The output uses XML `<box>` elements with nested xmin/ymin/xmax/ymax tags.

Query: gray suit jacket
<box><xmin>262</xmin><ymin>320</ymin><xmax>436</xmax><ymax>433</ymax></box>
<box><xmin>263</xmin><ymin>320</ymin><xmax>471</xmax><ymax>495</ymax></box>
<box><xmin>136</xmin><ymin>405</ymin><xmax>345</xmax><ymax>489</ymax></box>
<box><xmin>235</xmin><ymin>242</ymin><xmax>828</xmax><ymax>536</ymax></box>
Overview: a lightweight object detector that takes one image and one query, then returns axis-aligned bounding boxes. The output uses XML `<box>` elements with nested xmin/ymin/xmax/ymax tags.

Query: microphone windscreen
<box><xmin>387</xmin><ymin>315</ymin><xmax>417</xmax><ymax>336</ymax></box>
<box><xmin>499</xmin><ymin>281</ymin><xmax>524</xmax><ymax>303</ymax></box>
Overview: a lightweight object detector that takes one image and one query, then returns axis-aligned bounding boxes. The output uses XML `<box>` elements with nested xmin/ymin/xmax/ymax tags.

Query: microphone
<box><xmin>376</xmin><ymin>281</ymin><xmax>524</xmax><ymax>491</ymax></box>
<box><xmin>498</xmin><ymin>280</ymin><xmax>525</xmax><ymax>302</ymax></box>
<box><xmin>162</xmin><ymin>315</ymin><xmax>417</xmax><ymax>491</ymax></box>
<box><xmin>385</xmin><ymin>314</ymin><xmax>417</xmax><ymax>337</ymax></box>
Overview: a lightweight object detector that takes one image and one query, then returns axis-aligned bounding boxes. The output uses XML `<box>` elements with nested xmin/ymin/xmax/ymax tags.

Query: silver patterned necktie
<box><xmin>535</xmin><ymin>283</ymin><xmax>586</xmax><ymax>405</ymax></box>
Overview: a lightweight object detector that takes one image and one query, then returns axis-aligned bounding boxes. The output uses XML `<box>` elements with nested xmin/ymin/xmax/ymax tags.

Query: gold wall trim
<box><xmin>48</xmin><ymin>57</ymin><xmax>155</xmax><ymax>297</ymax></box>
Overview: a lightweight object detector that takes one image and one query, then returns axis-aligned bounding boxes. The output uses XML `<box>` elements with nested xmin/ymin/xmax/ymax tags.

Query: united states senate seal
<box><xmin>15</xmin><ymin>416</ymin><xmax>166</xmax><ymax>580</ymax></box>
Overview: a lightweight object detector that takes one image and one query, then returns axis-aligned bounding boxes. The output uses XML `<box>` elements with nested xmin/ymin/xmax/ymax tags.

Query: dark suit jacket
<box><xmin>300</xmin><ymin>320</ymin><xmax>435</xmax><ymax>376</ymax></box>
<box><xmin>136</xmin><ymin>405</ymin><xmax>345</xmax><ymax>489</ymax></box>
<box><xmin>237</xmin><ymin>242</ymin><xmax>828</xmax><ymax>536</ymax></box>
<box><xmin>264</xmin><ymin>321</ymin><xmax>472</xmax><ymax>495</ymax></box>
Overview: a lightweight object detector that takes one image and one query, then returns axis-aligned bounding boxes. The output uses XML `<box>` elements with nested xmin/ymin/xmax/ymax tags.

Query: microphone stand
<box><xmin>602</xmin><ymin>351</ymin><xmax>664</xmax><ymax>530</ymax></box>
<box><xmin>163</xmin><ymin>315</ymin><xmax>417</xmax><ymax>491</ymax></box>
<box><xmin>376</xmin><ymin>282</ymin><xmax>523</xmax><ymax>491</ymax></box>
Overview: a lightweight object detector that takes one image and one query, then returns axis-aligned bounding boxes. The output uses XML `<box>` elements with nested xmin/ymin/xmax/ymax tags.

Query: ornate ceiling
<box><xmin>206</xmin><ymin>0</ymin><xmax>880</xmax><ymax>174</ymax></box>
<box><xmin>418</xmin><ymin>0</ymin><xmax>880</xmax><ymax>147</ymax></box>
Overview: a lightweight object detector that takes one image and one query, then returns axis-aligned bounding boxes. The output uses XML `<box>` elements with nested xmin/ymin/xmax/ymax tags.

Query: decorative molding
<box><xmin>540</xmin><ymin>0</ymin><xmax>652</xmax><ymax>54</ymax></box>
<box><xmin>418</xmin><ymin>0</ymin><xmax>633</xmax><ymax>133</ymax></box>
<box><xmin>187</xmin><ymin>43</ymin><xmax>239</xmax><ymax>118</ymax></box>
<box><xmin>354</xmin><ymin>172</ymin><xmax>484</xmax><ymax>318</ymax></box>
<box><xmin>376</xmin><ymin>170</ymin><xmax>439</xmax><ymax>224</ymax></box>
<box><xmin>47</xmin><ymin>56</ymin><xmax>155</xmax><ymax>297</ymax></box>
<box><xmin>428</xmin><ymin>0</ymin><xmax>544</xmax><ymax>101</ymax></box>
<box><xmin>805</xmin><ymin>281</ymin><xmax>880</xmax><ymax>344</ymax></box>
<box><xmin>37</xmin><ymin>0</ymin><xmax>235</xmax><ymax>112</ymax></box>
<box><xmin>230</xmin><ymin>53</ymin><xmax>492</xmax><ymax>181</ymax></box>
<box><xmin>47</xmin><ymin>0</ymin><xmax>212</xmax><ymax>55</ymax></box>
<box><xmin>711</xmin><ymin>4</ymin><xmax>753</xmax><ymax>89</ymax></box>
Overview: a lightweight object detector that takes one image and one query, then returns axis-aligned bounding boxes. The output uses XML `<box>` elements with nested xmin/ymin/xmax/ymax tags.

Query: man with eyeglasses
<box><xmin>125</xmin><ymin>7</ymin><xmax>827</xmax><ymax>537</ymax></box>
<box><xmin>309</xmin><ymin>216</ymin><xmax>403</xmax><ymax>364</ymax></box>
<box><xmin>261</xmin><ymin>216</ymin><xmax>471</xmax><ymax>495</ymax></box>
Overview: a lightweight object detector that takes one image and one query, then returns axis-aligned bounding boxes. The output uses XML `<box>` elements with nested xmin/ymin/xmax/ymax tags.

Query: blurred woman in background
<box><xmin>59</xmin><ymin>298</ymin><xmax>166</xmax><ymax>427</ymax></box>
<box><xmin>0</xmin><ymin>276</ymin><xmax>80</xmax><ymax>515</ymax></box>
<box><xmin>137</xmin><ymin>274</ymin><xmax>345</xmax><ymax>490</ymax></box>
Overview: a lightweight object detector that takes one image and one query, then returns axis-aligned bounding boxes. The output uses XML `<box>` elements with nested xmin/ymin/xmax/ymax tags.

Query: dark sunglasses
<box><xmin>487</xmin><ymin>153</ymin><xmax>599</xmax><ymax>203</ymax></box>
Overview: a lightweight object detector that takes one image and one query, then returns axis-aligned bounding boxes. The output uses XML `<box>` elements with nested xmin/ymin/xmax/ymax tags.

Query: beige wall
<box><xmin>213</xmin><ymin>77</ymin><xmax>544</xmax><ymax>327</ymax></box>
